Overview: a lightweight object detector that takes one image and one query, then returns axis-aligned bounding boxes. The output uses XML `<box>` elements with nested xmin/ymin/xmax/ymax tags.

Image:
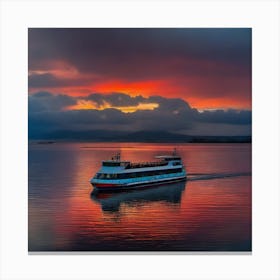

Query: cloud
<box><xmin>28</xmin><ymin>71</ymin><xmax>100</xmax><ymax>88</ymax></box>
<box><xmin>28</xmin><ymin>91</ymin><xmax>77</xmax><ymax>112</ymax></box>
<box><xmin>29</xmin><ymin>73</ymin><xmax>65</xmax><ymax>88</ymax></box>
<box><xmin>28</xmin><ymin>28</ymin><xmax>251</xmax><ymax>109</ymax></box>
<box><xmin>85</xmin><ymin>93</ymin><xmax>145</xmax><ymax>107</ymax></box>
<box><xmin>196</xmin><ymin>109</ymin><xmax>252</xmax><ymax>125</ymax></box>
<box><xmin>28</xmin><ymin>92</ymin><xmax>252</xmax><ymax>138</ymax></box>
<box><xmin>29</xmin><ymin>28</ymin><xmax>251</xmax><ymax>78</ymax></box>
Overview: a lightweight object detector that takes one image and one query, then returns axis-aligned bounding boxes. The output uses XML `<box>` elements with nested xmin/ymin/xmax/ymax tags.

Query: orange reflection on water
<box><xmin>29</xmin><ymin>143</ymin><xmax>251</xmax><ymax>251</ymax></box>
<box><xmin>57</xmin><ymin>177</ymin><xmax>251</xmax><ymax>245</ymax></box>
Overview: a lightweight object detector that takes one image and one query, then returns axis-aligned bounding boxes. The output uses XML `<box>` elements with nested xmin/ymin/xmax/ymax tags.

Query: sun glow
<box><xmin>64</xmin><ymin>99</ymin><xmax>159</xmax><ymax>113</ymax></box>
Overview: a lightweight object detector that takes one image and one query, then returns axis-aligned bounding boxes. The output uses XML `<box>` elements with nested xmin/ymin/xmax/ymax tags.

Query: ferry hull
<box><xmin>91</xmin><ymin>176</ymin><xmax>187</xmax><ymax>192</ymax></box>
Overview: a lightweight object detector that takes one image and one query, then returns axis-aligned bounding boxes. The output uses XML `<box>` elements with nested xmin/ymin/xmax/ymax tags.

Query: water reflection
<box><xmin>29</xmin><ymin>143</ymin><xmax>251</xmax><ymax>251</ymax></box>
<box><xmin>91</xmin><ymin>181</ymin><xmax>186</xmax><ymax>213</ymax></box>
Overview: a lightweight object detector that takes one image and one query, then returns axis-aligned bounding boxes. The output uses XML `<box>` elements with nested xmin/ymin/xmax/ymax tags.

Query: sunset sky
<box><xmin>28</xmin><ymin>28</ymin><xmax>252</xmax><ymax>139</ymax></box>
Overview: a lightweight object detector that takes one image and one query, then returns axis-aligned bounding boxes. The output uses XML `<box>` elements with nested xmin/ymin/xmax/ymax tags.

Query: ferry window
<box><xmin>118</xmin><ymin>173</ymin><xmax>125</xmax><ymax>179</ymax></box>
<box><xmin>165</xmin><ymin>157</ymin><xmax>181</xmax><ymax>161</ymax></box>
<box><xmin>102</xmin><ymin>162</ymin><xmax>121</xmax><ymax>167</ymax></box>
<box><xmin>107</xmin><ymin>168</ymin><xmax>183</xmax><ymax>180</ymax></box>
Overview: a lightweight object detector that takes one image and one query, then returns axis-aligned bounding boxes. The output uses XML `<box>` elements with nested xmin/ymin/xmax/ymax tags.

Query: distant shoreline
<box><xmin>29</xmin><ymin>139</ymin><xmax>252</xmax><ymax>144</ymax></box>
<box><xmin>28</xmin><ymin>130</ymin><xmax>251</xmax><ymax>144</ymax></box>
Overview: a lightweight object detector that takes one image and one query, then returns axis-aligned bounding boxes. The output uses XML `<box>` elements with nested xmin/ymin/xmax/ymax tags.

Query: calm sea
<box><xmin>28</xmin><ymin>143</ymin><xmax>251</xmax><ymax>252</ymax></box>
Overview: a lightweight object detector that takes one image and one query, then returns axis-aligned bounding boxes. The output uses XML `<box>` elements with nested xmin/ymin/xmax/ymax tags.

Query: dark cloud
<box><xmin>196</xmin><ymin>109</ymin><xmax>252</xmax><ymax>125</ymax></box>
<box><xmin>28</xmin><ymin>72</ymin><xmax>100</xmax><ymax>88</ymax></box>
<box><xmin>28</xmin><ymin>28</ymin><xmax>251</xmax><ymax>83</ymax></box>
<box><xmin>29</xmin><ymin>73</ymin><xmax>64</xmax><ymax>88</ymax></box>
<box><xmin>148</xmin><ymin>96</ymin><xmax>193</xmax><ymax>112</ymax></box>
<box><xmin>28</xmin><ymin>92</ymin><xmax>251</xmax><ymax>138</ymax></box>
<box><xmin>84</xmin><ymin>93</ymin><xmax>196</xmax><ymax>113</ymax></box>
<box><xmin>29</xmin><ymin>91</ymin><xmax>77</xmax><ymax>112</ymax></box>
<box><xmin>85</xmin><ymin>93</ymin><xmax>145</xmax><ymax>107</ymax></box>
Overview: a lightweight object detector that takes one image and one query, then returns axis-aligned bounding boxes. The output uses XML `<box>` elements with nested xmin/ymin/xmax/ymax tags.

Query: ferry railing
<box><xmin>125</xmin><ymin>161</ymin><xmax>168</xmax><ymax>169</ymax></box>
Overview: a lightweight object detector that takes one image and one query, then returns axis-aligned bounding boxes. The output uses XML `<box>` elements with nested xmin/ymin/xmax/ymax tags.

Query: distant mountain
<box><xmin>29</xmin><ymin>129</ymin><xmax>251</xmax><ymax>143</ymax></box>
<box><xmin>188</xmin><ymin>135</ymin><xmax>251</xmax><ymax>143</ymax></box>
<box><xmin>30</xmin><ymin>129</ymin><xmax>124</xmax><ymax>141</ymax></box>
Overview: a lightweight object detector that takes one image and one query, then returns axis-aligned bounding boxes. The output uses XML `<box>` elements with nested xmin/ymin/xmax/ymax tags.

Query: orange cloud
<box><xmin>64</xmin><ymin>99</ymin><xmax>159</xmax><ymax>113</ymax></box>
<box><xmin>29</xmin><ymin>77</ymin><xmax>251</xmax><ymax>111</ymax></box>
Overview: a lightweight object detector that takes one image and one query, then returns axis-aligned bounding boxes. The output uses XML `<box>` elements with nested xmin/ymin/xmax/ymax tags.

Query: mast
<box><xmin>112</xmin><ymin>152</ymin><xmax>121</xmax><ymax>161</ymax></box>
<box><xmin>116</xmin><ymin>152</ymin><xmax>121</xmax><ymax>161</ymax></box>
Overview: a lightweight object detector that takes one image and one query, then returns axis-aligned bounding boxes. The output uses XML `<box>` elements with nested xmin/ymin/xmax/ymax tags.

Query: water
<box><xmin>28</xmin><ymin>143</ymin><xmax>251</xmax><ymax>252</ymax></box>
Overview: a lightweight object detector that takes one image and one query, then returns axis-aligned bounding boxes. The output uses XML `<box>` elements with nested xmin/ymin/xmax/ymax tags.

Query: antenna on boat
<box><xmin>111</xmin><ymin>152</ymin><xmax>121</xmax><ymax>161</ymax></box>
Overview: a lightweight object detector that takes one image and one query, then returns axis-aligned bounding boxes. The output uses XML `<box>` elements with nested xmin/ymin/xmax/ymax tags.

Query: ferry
<box><xmin>90</xmin><ymin>149</ymin><xmax>187</xmax><ymax>191</ymax></box>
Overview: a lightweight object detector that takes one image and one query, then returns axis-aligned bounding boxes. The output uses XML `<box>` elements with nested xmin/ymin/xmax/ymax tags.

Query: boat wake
<box><xmin>90</xmin><ymin>172</ymin><xmax>251</xmax><ymax>212</ymax></box>
<box><xmin>187</xmin><ymin>172</ymin><xmax>251</xmax><ymax>181</ymax></box>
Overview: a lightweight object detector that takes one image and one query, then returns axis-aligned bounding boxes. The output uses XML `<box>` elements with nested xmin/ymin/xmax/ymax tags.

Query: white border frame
<box><xmin>1</xmin><ymin>0</ymin><xmax>279</xmax><ymax>279</ymax></box>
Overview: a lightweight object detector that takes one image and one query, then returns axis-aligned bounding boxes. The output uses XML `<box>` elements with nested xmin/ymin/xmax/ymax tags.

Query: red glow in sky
<box><xmin>28</xmin><ymin>28</ymin><xmax>252</xmax><ymax>111</ymax></box>
<box><xmin>28</xmin><ymin>78</ymin><xmax>251</xmax><ymax>110</ymax></box>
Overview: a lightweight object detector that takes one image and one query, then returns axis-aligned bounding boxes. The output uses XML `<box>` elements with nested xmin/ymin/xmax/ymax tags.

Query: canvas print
<box><xmin>28</xmin><ymin>28</ymin><xmax>252</xmax><ymax>251</ymax></box>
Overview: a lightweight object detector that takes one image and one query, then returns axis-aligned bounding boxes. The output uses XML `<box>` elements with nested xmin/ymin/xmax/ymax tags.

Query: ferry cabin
<box><xmin>91</xmin><ymin>155</ymin><xmax>187</xmax><ymax>190</ymax></box>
